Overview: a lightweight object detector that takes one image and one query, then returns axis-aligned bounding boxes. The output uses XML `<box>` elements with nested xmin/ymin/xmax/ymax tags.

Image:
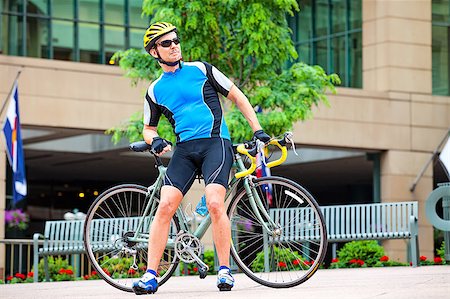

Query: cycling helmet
<box><xmin>144</xmin><ymin>22</ymin><xmax>177</xmax><ymax>53</ymax></box>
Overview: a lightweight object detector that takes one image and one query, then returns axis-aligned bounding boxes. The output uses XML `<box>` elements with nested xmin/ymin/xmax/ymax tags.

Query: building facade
<box><xmin>1</xmin><ymin>0</ymin><xmax>449</xmax><ymax>274</ymax></box>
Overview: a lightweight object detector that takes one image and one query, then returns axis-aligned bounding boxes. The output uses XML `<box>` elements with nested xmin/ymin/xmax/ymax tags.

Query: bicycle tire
<box><xmin>227</xmin><ymin>176</ymin><xmax>327</xmax><ymax>288</ymax></box>
<box><xmin>83</xmin><ymin>184</ymin><xmax>180</xmax><ymax>292</ymax></box>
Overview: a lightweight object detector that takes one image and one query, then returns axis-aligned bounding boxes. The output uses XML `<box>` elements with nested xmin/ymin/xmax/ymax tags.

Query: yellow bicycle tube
<box><xmin>234</xmin><ymin>139</ymin><xmax>288</xmax><ymax>179</ymax></box>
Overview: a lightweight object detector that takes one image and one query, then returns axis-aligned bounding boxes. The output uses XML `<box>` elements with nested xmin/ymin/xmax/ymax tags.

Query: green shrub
<box><xmin>251</xmin><ymin>246</ymin><xmax>307</xmax><ymax>272</ymax></box>
<box><xmin>178</xmin><ymin>249</ymin><xmax>215</xmax><ymax>275</ymax></box>
<box><xmin>34</xmin><ymin>256</ymin><xmax>75</xmax><ymax>282</ymax></box>
<box><xmin>333</xmin><ymin>241</ymin><xmax>385</xmax><ymax>268</ymax></box>
<box><xmin>436</xmin><ymin>241</ymin><xmax>446</xmax><ymax>263</ymax></box>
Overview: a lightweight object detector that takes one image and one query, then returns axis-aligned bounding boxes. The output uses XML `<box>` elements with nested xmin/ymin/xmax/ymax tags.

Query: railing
<box><xmin>0</xmin><ymin>239</ymin><xmax>94</xmax><ymax>282</ymax></box>
<box><xmin>0</xmin><ymin>239</ymin><xmax>40</xmax><ymax>280</ymax></box>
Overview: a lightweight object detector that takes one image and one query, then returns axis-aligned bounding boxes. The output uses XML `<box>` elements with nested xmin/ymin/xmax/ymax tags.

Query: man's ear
<box><xmin>149</xmin><ymin>48</ymin><xmax>158</xmax><ymax>59</ymax></box>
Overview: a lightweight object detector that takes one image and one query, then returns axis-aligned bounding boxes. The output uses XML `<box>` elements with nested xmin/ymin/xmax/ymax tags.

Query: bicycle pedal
<box><xmin>217</xmin><ymin>283</ymin><xmax>233</xmax><ymax>291</ymax></box>
<box><xmin>132</xmin><ymin>285</ymin><xmax>158</xmax><ymax>295</ymax></box>
<box><xmin>198</xmin><ymin>267</ymin><xmax>207</xmax><ymax>279</ymax></box>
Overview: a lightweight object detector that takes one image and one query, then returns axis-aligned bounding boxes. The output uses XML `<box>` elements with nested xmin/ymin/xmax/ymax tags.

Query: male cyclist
<box><xmin>132</xmin><ymin>22</ymin><xmax>271</xmax><ymax>295</ymax></box>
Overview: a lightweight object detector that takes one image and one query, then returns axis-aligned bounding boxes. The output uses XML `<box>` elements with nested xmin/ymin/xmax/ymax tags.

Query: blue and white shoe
<box><xmin>217</xmin><ymin>268</ymin><xmax>234</xmax><ymax>291</ymax></box>
<box><xmin>132</xmin><ymin>270</ymin><xmax>158</xmax><ymax>295</ymax></box>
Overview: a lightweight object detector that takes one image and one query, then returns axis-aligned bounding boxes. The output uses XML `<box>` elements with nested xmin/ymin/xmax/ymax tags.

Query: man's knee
<box><xmin>205</xmin><ymin>184</ymin><xmax>227</xmax><ymax>217</ymax></box>
<box><xmin>157</xmin><ymin>186</ymin><xmax>183</xmax><ymax>218</ymax></box>
<box><xmin>206</xmin><ymin>199</ymin><xmax>225</xmax><ymax>216</ymax></box>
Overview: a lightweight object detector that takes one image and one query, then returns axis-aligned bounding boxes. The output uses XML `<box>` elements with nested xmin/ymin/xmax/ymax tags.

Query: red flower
<box><xmin>420</xmin><ymin>256</ymin><xmax>427</xmax><ymax>261</ymax></box>
<box><xmin>193</xmin><ymin>267</ymin><xmax>198</xmax><ymax>272</ymax></box>
<box><xmin>27</xmin><ymin>271</ymin><xmax>34</xmax><ymax>278</ymax></box>
<box><xmin>278</xmin><ymin>261</ymin><xmax>287</xmax><ymax>268</ymax></box>
<box><xmin>6</xmin><ymin>276</ymin><xmax>13</xmax><ymax>281</ymax></box>
<box><xmin>380</xmin><ymin>256</ymin><xmax>389</xmax><ymax>262</ymax></box>
<box><xmin>102</xmin><ymin>268</ymin><xmax>111</xmax><ymax>276</ymax></box>
<box><xmin>91</xmin><ymin>271</ymin><xmax>98</xmax><ymax>276</ymax></box>
<box><xmin>303</xmin><ymin>260</ymin><xmax>311</xmax><ymax>266</ymax></box>
<box><xmin>15</xmin><ymin>273</ymin><xmax>26</xmax><ymax>280</ymax></box>
<box><xmin>357</xmin><ymin>260</ymin><xmax>365</xmax><ymax>266</ymax></box>
<box><xmin>128</xmin><ymin>269</ymin><xmax>136</xmax><ymax>275</ymax></box>
<box><xmin>434</xmin><ymin>257</ymin><xmax>443</xmax><ymax>264</ymax></box>
<box><xmin>292</xmin><ymin>259</ymin><xmax>300</xmax><ymax>265</ymax></box>
<box><xmin>331</xmin><ymin>258</ymin><xmax>339</xmax><ymax>263</ymax></box>
<box><xmin>349</xmin><ymin>259</ymin><xmax>357</xmax><ymax>264</ymax></box>
<box><xmin>65</xmin><ymin>269</ymin><xmax>74</xmax><ymax>275</ymax></box>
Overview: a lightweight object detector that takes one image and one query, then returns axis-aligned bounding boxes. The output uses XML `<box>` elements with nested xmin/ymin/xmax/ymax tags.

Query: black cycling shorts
<box><xmin>164</xmin><ymin>137</ymin><xmax>233</xmax><ymax>195</ymax></box>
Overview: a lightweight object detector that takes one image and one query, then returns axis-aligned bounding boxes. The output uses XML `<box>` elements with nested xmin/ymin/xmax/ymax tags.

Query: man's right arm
<box><xmin>143</xmin><ymin>125</ymin><xmax>159</xmax><ymax>145</ymax></box>
<box><xmin>143</xmin><ymin>125</ymin><xmax>172</xmax><ymax>156</ymax></box>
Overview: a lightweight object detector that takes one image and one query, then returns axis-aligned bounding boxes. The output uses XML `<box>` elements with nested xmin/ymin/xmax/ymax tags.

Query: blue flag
<box><xmin>2</xmin><ymin>81</ymin><xmax>27</xmax><ymax>204</ymax></box>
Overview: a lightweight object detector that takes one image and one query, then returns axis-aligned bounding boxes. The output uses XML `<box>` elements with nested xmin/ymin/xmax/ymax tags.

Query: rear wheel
<box><xmin>83</xmin><ymin>184</ymin><xmax>180</xmax><ymax>292</ymax></box>
<box><xmin>227</xmin><ymin>176</ymin><xmax>327</xmax><ymax>288</ymax></box>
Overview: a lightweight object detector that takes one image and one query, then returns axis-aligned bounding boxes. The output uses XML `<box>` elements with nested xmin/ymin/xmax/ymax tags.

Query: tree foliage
<box><xmin>108</xmin><ymin>0</ymin><xmax>340</xmax><ymax>144</ymax></box>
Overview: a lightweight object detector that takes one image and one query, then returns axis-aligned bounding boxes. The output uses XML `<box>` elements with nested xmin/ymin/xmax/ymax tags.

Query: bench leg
<box><xmin>72</xmin><ymin>254</ymin><xmax>80</xmax><ymax>278</ymax></box>
<box><xmin>409</xmin><ymin>216</ymin><xmax>420</xmax><ymax>267</ymax></box>
<box><xmin>44</xmin><ymin>256</ymin><xmax>50</xmax><ymax>281</ymax></box>
<box><xmin>409</xmin><ymin>236</ymin><xmax>419</xmax><ymax>267</ymax></box>
<box><xmin>33</xmin><ymin>254</ymin><xmax>39</xmax><ymax>283</ymax></box>
<box><xmin>332</xmin><ymin>243</ymin><xmax>337</xmax><ymax>259</ymax></box>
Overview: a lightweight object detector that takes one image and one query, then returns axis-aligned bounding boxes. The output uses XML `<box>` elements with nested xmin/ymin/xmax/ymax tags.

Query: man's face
<box><xmin>150</xmin><ymin>31</ymin><xmax>182</xmax><ymax>63</ymax></box>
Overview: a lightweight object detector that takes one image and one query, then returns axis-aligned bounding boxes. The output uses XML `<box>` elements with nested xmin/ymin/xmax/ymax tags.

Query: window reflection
<box><xmin>288</xmin><ymin>0</ymin><xmax>362</xmax><ymax>88</ymax></box>
<box><xmin>432</xmin><ymin>0</ymin><xmax>450</xmax><ymax>95</ymax></box>
<box><xmin>0</xmin><ymin>0</ymin><xmax>148</xmax><ymax>64</ymax></box>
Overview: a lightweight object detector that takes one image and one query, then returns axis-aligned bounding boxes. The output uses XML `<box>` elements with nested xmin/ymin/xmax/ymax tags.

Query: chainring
<box><xmin>174</xmin><ymin>232</ymin><xmax>202</xmax><ymax>263</ymax></box>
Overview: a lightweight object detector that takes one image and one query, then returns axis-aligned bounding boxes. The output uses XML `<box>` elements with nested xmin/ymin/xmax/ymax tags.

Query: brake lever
<box><xmin>256</xmin><ymin>140</ymin><xmax>268</xmax><ymax>167</ymax></box>
<box><xmin>284</xmin><ymin>132</ymin><xmax>299</xmax><ymax>156</ymax></box>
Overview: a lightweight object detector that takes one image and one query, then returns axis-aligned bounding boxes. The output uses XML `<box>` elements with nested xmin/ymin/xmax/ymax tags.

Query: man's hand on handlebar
<box><xmin>253</xmin><ymin>130</ymin><xmax>271</xmax><ymax>143</ymax></box>
<box><xmin>151</xmin><ymin>137</ymin><xmax>172</xmax><ymax>156</ymax></box>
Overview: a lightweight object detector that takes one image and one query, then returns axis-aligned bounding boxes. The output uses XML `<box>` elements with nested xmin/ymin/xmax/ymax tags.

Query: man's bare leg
<box><xmin>147</xmin><ymin>185</ymin><xmax>184</xmax><ymax>270</ymax></box>
<box><xmin>205</xmin><ymin>183</ymin><xmax>230</xmax><ymax>267</ymax></box>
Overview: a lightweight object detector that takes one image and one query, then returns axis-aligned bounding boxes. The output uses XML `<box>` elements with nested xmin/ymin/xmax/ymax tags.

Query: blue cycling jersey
<box><xmin>144</xmin><ymin>61</ymin><xmax>233</xmax><ymax>143</ymax></box>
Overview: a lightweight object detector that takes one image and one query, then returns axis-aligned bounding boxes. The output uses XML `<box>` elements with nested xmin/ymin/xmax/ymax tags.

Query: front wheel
<box><xmin>83</xmin><ymin>184</ymin><xmax>180</xmax><ymax>292</ymax></box>
<box><xmin>227</xmin><ymin>176</ymin><xmax>328</xmax><ymax>288</ymax></box>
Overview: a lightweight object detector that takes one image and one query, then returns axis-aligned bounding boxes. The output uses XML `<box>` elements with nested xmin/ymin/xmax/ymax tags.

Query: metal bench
<box><xmin>32</xmin><ymin>216</ymin><xmax>152</xmax><ymax>282</ymax></box>
<box><xmin>269</xmin><ymin>201</ymin><xmax>420</xmax><ymax>267</ymax></box>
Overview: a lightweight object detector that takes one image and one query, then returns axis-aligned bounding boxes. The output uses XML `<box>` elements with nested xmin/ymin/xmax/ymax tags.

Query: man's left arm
<box><xmin>227</xmin><ymin>85</ymin><xmax>262</xmax><ymax>133</ymax></box>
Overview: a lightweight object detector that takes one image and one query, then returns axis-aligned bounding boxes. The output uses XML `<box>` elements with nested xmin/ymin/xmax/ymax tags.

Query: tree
<box><xmin>108</xmin><ymin>0</ymin><xmax>340</xmax><ymax>144</ymax></box>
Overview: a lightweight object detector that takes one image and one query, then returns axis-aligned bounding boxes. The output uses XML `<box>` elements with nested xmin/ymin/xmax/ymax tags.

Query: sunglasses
<box><xmin>157</xmin><ymin>37</ymin><xmax>180</xmax><ymax>48</ymax></box>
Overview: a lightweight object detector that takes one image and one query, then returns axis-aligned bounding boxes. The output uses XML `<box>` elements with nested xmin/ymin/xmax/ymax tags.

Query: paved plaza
<box><xmin>1</xmin><ymin>265</ymin><xmax>449</xmax><ymax>299</ymax></box>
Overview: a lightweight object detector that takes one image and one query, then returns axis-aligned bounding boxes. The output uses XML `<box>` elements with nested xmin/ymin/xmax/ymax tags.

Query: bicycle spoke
<box><xmin>228</xmin><ymin>177</ymin><xmax>327</xmax><ymax>288</ymax></box>
<box><xmin>84</xmin><ymin>185</ymin><xmax>180</xmax><ymax>292</ymax></box>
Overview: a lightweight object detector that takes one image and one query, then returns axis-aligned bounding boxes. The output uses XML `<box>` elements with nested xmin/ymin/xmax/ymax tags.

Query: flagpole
<box><xmin>0</xmin><ymin>69</ymin><xmax>23</xmax><ymax>118</ymax></box>
<box><xmin>410</xmin><ymin>127</ymin><xmax>450</xmax><ymax>192</ymax></box>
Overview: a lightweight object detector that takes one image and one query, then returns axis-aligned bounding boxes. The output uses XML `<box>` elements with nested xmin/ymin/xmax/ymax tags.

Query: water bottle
<box><xmin>195</xmin><ymin>195</ymin><xmax>209</xmax><ymax>216</ymax></box>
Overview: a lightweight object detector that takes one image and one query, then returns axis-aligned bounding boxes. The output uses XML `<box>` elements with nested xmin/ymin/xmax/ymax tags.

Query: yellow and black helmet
<box><xmin>144</xmin><ymin>22</ymin><xmax>177</xmax><ymax>53</ymax></box>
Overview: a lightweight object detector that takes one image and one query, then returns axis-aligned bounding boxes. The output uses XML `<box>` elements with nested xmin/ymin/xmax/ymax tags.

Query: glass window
<box><xmin>105</xmin><ymin>25</ymin><xmax>124</xmax><ymax>62</ymax></box>
<box><xmin>130</xmin><ymin>2</ymin><xmax>147</xmax><ymax>28</ymax></box>
<box><xmin>79</xmin><ymin>0</ymin><xmax>99</xmax><ymax>22</ymax></box>
<box><xmin>105</xmin><ymin>0</ymin><xmax>123</xmax><ymax>25</ymax></box>
<box><xmin>289</xmin><ymin>0</ymin><xmax>362</xmax><ymax>88</ymax></box>
<box><xmin>130</xmin><ymin>27</ymin><xmax>143</xmax><ymax>49</ymax></box>
<box><xmin>432</xmin><ymin>25</ymin><xmax>449</xmax><ymax>95</ymax></box>
<box><xmin>80</xmin><ymin>22</ymin><xmax>100</xmax><ymax>63</ymax></box>
<box><xmin>52</xmin><ymin>20</ymin><xmax>73</xmax><ymax>61</ymax></box>
<box><xmin>315</xmin><ymin>0</ymin><xmax>328</xmax><ymax>36</ymax></box>
<box><xmin>1</xmin><ymin>0</ymin><xmax>147</xmax><ymax>64</ymax></box>
<box><xmin>349</xmin><ymin>31</ymin><xmax>362</xmax><ymax>88</ymax></box>
<box><xmin>331</xmin><ymin>0</ymin><xmax>346</xmax><ymax>34</ymax></box>
<box><xmin>432</xmin><ymin>0</ymin><xmax>450</xmax><ymax>95</ymax></box>
<box><xmin>52</xmin><ymin>0</ymin><xmax>74</xmax><ymax>20</ymax></box>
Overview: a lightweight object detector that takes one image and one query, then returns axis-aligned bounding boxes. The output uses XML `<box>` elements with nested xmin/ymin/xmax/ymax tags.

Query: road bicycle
<box><xmin>83</xmin><ymin>133</ymin><xmax>328</xmax><ymax>292</ymax></box>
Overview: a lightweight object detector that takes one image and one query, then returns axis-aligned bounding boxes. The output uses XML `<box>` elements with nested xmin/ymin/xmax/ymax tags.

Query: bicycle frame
<box><xmin>127</xmin><ymin>150</ymin><xmax>278</xmax><ymax>246</ymax></box>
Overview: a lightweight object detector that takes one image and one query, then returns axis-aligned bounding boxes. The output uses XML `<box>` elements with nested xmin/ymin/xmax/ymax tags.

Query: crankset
<box><xmin>175</xmin><ymin>231</ymin><xmax>209</xmax><ymax>277</ymax></box>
